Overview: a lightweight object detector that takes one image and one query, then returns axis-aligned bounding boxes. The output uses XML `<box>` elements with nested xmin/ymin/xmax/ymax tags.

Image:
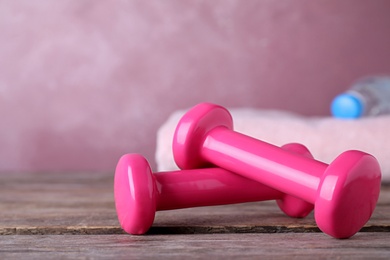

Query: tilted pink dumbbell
<box><xmin>173</xmin><ymin>103</ymin><xmax>382</xmax><ymax>239</ymax></box>
<box><xmin>115</xmin><ymin>144</ymin><xmax>313</xmax><ymax>235</ymax></box>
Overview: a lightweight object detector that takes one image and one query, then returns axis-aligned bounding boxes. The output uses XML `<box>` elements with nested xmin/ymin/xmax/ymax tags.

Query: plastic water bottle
<box><xmin>331</xmin><ymin>76</ymin><xmax>390</xmax><ymax>119</ymax></box>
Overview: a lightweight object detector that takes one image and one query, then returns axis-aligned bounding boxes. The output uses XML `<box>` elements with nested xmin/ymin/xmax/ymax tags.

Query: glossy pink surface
<box><xmin>173</xmin><ymin>103</ymin><xmax>382</xmax><ymax>238</ymax></box>
<box><xmin>114</xmin><ymin>146</ymin><xmax>313</xmax><ymax>235</ymax></box>
<box><xmin>114</xmin><ymin>154</ymin><xmax>156</xmax><ymax>235</ymax></box>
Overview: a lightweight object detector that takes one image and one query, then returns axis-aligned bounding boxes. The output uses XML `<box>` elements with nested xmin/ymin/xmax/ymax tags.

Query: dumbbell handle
<box><xmin>155</xmin><ymin>167</ymin><xmax>284</xmax><ymax>211</ymax></box>
<box><xmin>201</xmin><ymin>127</ymin><xmax>328</xmax><ymax>203</ymax></box>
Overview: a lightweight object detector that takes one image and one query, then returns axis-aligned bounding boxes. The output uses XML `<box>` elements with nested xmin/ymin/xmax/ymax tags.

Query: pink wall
<box><xmin>1</xmin><ymin>0</ymin><xmax>390</xmax><ymax>172</ymax></box>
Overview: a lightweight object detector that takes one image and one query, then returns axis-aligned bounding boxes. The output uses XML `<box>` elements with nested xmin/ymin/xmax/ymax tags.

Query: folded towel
<box><xmin>156</xmin><ymin>108</ymin><xmax>390</xmax><ymax>182</ymax></box>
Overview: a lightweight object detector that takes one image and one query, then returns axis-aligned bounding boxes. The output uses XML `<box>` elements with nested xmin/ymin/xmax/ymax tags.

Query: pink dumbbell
<box><xmin>173</xmin><ymin>102</ymin><xmax>382</xmax><ymax>239</ymax></box>
<box><xmin>115</xmin><ymin>144</ymin><xmax>313</xmax><ymax>235</ymax></box>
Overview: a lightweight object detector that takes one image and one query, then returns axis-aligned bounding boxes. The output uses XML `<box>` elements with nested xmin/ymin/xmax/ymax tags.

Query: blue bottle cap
<box><xmin>331</xmin><ymin>93</ymin><xmax>364</xmax><ymax>119</ymax></box>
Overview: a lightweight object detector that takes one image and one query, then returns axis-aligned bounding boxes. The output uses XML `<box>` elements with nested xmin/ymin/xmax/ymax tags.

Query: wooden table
<box><xmin>1</xmin><ymin>172</ymin><xmax>389</xmax><ymax>259</ymax></box>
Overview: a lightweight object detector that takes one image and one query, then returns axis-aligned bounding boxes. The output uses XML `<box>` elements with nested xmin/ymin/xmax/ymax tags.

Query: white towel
<box><xmin>156</xmin><ymin>108</ymin><xmax>390</xmax><ymax>182</ymax></box>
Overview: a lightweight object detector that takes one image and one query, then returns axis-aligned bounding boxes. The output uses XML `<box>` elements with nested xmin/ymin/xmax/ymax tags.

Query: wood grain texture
<box><xmin>0</xmin><ymin>172</ymin><xmax>389</xmax><ymax>258</ymax></box>
<box><xmin>0</xmin><ymin>172</ymin><xmax>389</xmax><ymax>235</ymax></box>
<box><xmin>0</xmin><ymin>233</ymin><xmax>389</xmax><ymax>259</ymax></box>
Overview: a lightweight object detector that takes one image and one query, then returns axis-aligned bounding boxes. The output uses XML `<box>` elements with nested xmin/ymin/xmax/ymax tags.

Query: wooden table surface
<box><xmin>0</xmin><ymin>172</ymin><xmax>389</xmax><ymax>259</ymax></box>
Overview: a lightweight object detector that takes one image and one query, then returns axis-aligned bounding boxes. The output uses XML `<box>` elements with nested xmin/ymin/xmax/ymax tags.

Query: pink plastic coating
<box><xmin>173</xmin><ymin>102</ymin><xmax>382</xmax><ymax>239</ymax></box>
<box><xmin>114</xmin><ymin>144</ymin><xmax>313</xmax><ymax>235</ymax></box>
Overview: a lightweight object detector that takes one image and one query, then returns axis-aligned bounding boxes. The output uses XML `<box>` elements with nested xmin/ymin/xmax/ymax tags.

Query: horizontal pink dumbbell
<box><xmin>173</xmin><ymin>102</ymin><xmax>382</xmax><ymax>239</ymax></box>
<box><xmin>115</xmin><ymin>144</ymin><xmax>313</xmax><ymax>235</ymax></box>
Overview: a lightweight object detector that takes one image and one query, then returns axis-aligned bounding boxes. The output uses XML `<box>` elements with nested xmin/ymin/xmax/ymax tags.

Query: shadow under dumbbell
<box><xmin>146</xmin><ymin>225</ymin><xmax>322</xmax><ymax>235</ymax></box>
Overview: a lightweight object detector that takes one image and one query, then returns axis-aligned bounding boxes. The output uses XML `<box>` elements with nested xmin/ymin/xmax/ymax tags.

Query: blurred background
<box><xmin>1</xmin><ymin>0</ymin><xmax>390</xmax><ymax>172</ymax></box>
